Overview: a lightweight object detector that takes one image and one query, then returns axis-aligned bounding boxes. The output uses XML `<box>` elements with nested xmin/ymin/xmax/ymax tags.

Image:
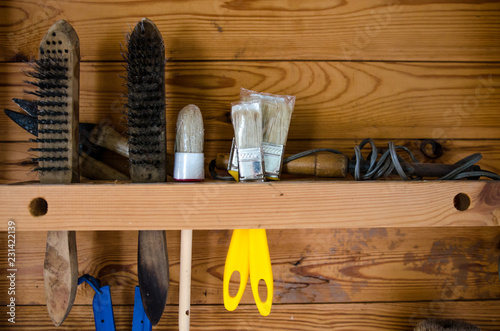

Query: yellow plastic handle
<box><xmin>223</xmin><ymin>229</ymin><xmax>249</xmax><ymax>311</ymax></box>
<box><xmin>249</xmin><ymin>229</ymin><xmax>273</xmax><ymax>316</ymax></box>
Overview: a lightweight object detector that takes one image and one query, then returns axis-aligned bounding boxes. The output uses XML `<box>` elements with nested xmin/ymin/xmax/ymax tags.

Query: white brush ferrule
<box><xmin>238</xmin><ymin>147</ymin><xmax>264</xmax><ymax>182</ymax></box>
<box><xmin>174</xmin><ymin>152</ymin><xmax>205</xmax><ymax>181</ymax></box>
<box><xmin>263</xmin><ymin>142</ymin><xmax>285</xmax><ymax>179</ymax></box>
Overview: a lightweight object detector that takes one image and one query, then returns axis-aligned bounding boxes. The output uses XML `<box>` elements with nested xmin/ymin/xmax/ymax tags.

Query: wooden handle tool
<box><xmin>216</xmin><ymin>152</ymin><xmax>349</xmax><ymax>178</ymax></box>
<box><xmin>125</xmin><ymin>18</ymin><xmax>169</xmax><ymax>326</ymax></box>
<box><xmin>33</xmin><ymin>20</ymin><xmax>80</xmax><ymax>326</ymax></box>
<box><xmin>216</xmin><ymin>152</ymin><xmax>477</xmax><ymax>179</ymax></box>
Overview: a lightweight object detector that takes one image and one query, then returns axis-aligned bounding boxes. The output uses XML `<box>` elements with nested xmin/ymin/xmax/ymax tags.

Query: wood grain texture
<box><xmin>2</xmin><ymin>301</ymin><xmax>500</xmax><ymax>330</ymax></box>
<box><xmin>1</xmin><ymin>228</ymin><xmax>499</xmax><ymax>306</ymax></box>
<box><xmin>1</xmin><ymin>0</ymin><xmax>500</xmax><ymax>62</ymax></box>
<box><xmin>1</xmin><ymin>62</ymin><xmax>500</xmax><ymax>142</ymax></box>
<box><xmin>1</xmin><ymin>139</ymin><xmax>499</xmax><ymax>184</ymax></box>
<box><xmin>0</xmin><ymin>181</ymin><xmax>499</xmax><ymax>231</ymax></box>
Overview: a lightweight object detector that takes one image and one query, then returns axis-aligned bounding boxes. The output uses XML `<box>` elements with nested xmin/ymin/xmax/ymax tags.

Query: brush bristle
<box><xmin>27</xmin><ymin>56</ymin><xmax>71</xmax><ymax>174</ymax></box>
<box><xmin>262</xmin><ymin>98</ymin><xmax>293</xmax><ymax>145</ymax></box>
<box><xmin>231</xmin><ymin>101</ymin><xmax>262</xmax><ymax>150</ymax></box>
<box><xmin>175</xmin><ymin>104</ymin><xmax>204</xmax><ymax>154</ymax></box>
<box><xmin>240</xmin><ymin>89</ymin><xmax>294</xmax><ymax>146</ymax></box>
<box><xmin>124</xmin><ymin>18</ymin><xmax>166</xmax><ymax>183</ymax></box>
<box><xmin>25</xmin><ymin>20</ymin><xmax>79</xmax><ymax>186</ymax></box>
<box><xmin>414</xmin><ymin>318</ymin><xmax>480</xmax><ymax>331</ymax></box>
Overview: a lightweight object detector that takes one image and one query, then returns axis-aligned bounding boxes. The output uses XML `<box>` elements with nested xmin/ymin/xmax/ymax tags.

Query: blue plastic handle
<box><xmin>78</xmin><ymin>275</ymin><xmax>116</xmax><ymax>331</ymax></box>
<box><xmin>132</xmin><ymin>286</ymin><xmax>152</xmax><ymax>331</ymax></box>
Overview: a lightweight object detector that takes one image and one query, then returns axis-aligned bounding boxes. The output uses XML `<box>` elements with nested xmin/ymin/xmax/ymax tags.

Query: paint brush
<box><xmin>174</xmin><ymin>104</ymin><xmax>204</xmax><ymax>330</ymax></box>
<box><xmin>240</xmin><ymin>88</ymin><xmax>295</xmax><ymax>179</ymax></box>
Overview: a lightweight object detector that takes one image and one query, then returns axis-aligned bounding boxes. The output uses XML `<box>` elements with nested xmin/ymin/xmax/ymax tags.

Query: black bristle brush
<box><xmin>25</xmin><ymin>20</ymin><xmax>80</xmax><ymax>326</ymax></box>
<box><xmin>123</xmin><ymin>18</ymin><xmax>169</xmax><ymax>325</ymax></box>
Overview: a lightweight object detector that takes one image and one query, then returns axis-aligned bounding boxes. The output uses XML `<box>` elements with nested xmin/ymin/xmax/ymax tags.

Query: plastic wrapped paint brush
<box><xmin>231</xmin><ymin>100</ymin><xmax>265</xmax><ymax>182</ymax></box>
<box><xmin>240</xmin><ymin>88</ymin><xmax>295</xmax><ymax>180</ymax></box>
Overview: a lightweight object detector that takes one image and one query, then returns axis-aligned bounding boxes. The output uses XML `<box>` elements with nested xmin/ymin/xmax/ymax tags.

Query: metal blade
<box><xmin>12</xmin><ymin>98</ymin><xmax>38</xmax><ymax>117</ymax></box>
<box><xmin>4</xmin><ymin>109</ymin><xmax>101</xmax><ymax>158</ymax></box>
<box><xmin>4</xmin><ymin>109</ymin><xmax>38</xmax><ymax>136</ymax></box>
<box><xmin>9</xmin><ymin>100</ymin><xmax>100</xmax><ymax>158</ymax></box>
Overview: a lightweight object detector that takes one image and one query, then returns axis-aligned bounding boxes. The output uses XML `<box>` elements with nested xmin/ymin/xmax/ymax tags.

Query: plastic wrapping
<box><xmin>240</xmin><ymin>88</ymin><xmax>295</xmax><ymax>179</ymax></box>
<box><xmin>174</xmin><ymin>104</ymin><xmax>205</xmax><ymax>181</ymax></box>
<box><xmin>231</xmin><ymin>100</ymin><xmax>264</xmax><ymax>182</ymax></box>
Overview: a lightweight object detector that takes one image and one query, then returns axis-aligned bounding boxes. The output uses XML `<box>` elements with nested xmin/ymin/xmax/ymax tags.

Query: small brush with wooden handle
<box><xmin>174</xmin><ymin>104</ymin><xmax>205</xmax><ymax>330</ymax></box>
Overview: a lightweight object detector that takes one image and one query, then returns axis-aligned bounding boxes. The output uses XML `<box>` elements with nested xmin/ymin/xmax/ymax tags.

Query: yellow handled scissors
<box><xmin>223</xmin><ymin>228</ymin><xmax>273</xmax><ymax>316</ymax></box>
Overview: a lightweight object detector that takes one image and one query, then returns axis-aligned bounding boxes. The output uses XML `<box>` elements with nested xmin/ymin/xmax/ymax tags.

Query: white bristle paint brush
<box><xmin>224</xmin><ymin>100</ymin><xmax>273</xmax><ymax>316</ymax></box>
<box><xmin>241</xmin><ymin>88</ymin><xmax>295</xmax><ymax>180</ymax></box>
<box><xmin>231</xmin><ymin>100</ymin><xmax>264</xmax><ymax>181</ymax></box>
<box><xmin>174</xmin><ymin>104</ymin><xmax>204</xmax><ymax>331</ymax></box>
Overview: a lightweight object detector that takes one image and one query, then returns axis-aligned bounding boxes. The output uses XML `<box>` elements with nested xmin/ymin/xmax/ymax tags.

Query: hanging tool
<box><xmin>78</xmin><ymin>275</ymin><xmax>116</xmax><ymax>331</ymax></box>
<box><xmin>24</xmin><ymin>20</ymin><xmax>81</xmax><ymax>326</ymax></box>
<box><xmin>124</xmin><ymin>18</ymin><xmax>169</xmax><ymax>325</ymax></box>
<box><xmin>132</xmin><ymin>286</ymin><xmax>153</xmax><ymax>331</ymax></box>
<box><xmin>224</xmin><ymin>228</ymin><xmax>273</xmax><ymax>316</ymax></box>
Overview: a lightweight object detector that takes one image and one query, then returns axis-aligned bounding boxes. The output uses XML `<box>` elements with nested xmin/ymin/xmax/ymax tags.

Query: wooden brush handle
<box><xmin>216</xmin><ymin>153</ymin><xmax>349</xmax><ymax>178</ymax></box>
<box><xmin>90</xmin><ymin>123</ymin><xmax>129</xmax><ymax>158</ymax></box>
<box><xmin>80</xmin><ymin>152</ymin><xmax>129</xmax><ymax>181</ymax></box>
<box><xmin>38</xmin><ymin>20</ymin><xmax>80</xmax><ymax>326</ymax></box>
<box><xmin>179</xmin><ymin>229</ymin><xmax>193</xmax><ymax>331</ymax></box>
<box><xmin>89</xmin><ymin>123</ymin><xmax>176</xmax><ymax>177</ymax></box>
<box><xmin>44</xmin><ymin>230</ymin><xmax>78</xmax><ymax>326</ymax></box>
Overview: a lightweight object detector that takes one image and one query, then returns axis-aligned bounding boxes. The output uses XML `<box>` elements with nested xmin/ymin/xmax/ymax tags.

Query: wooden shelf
<box><xmin>1</xmin><ymin>181</ymin><xmax>498</xmax><ymax>231</ymax></box>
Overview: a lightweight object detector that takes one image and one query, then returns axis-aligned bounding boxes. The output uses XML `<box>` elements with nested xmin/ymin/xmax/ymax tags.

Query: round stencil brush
<box><xmin>174</xmin><ymin>104</ymin><xmax>204</xmax><ymax>331</ymax></box>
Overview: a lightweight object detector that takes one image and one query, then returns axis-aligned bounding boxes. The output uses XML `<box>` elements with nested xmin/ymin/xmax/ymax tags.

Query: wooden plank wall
<box><xmin>1</xmin><ymin>0</ymin><xmax>500</xmax><ymax>329</ymax></box>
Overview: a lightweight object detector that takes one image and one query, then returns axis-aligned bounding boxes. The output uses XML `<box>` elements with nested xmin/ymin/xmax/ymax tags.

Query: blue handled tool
<box><xmin>78</xmin><ymin>276</ymin><xmax>152</xmax><ymax>331</ymax></box>
<box><xmin>78</xmin><ymin>275</ymin><xmax>116</xmax><ymax>331</ymax></box>
<box><xmin>132</xmin><ymin>286</ymin><xmax>153</xmax><ymax>331</ymax></box>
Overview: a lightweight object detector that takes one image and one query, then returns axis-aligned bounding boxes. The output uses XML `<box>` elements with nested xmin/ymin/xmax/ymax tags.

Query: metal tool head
<box><xmin>4</xmin><ymin>109</ymin><xmax>38</xmax><ymax>136</ymax></box>
<box><xmin>12</xmin><ymin>98</ymin><xmax>38</xmax><ymax>117</ymax></box>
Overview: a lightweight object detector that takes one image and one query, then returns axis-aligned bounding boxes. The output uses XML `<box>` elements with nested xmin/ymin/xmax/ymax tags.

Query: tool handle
<box><xmin>223</xmin><ymin>229</ymin><xmax>250</xmax><ymax>311</ymax></box>
<box><xmin>408</xmin><ymin>162</ymin><xmax>480</xmax><ymax>178</ymax></box>
<box><xmin>132</xmin><ymin>286</ymin><xmax>152</xmax><ymax>331</ymax></box>
<box><xmin>137</xmin><ymin>230</ymin><xmax>169</xmax><ymax>326</ymax></box>
<box><xmin>90</xmin><ymin>123</ymin><xmax>129</xmax><ymax>158</ymax></box>
<box><xmin>216</xmin><ymin>153</ymin><xmax>349</xmax><ymax>178</ymax></box>
<box><xmin>80</xmin><ymin>152</ymin><xmax>129</xmax><ymax>180</ymax></box>
<box><xmin>44</xmin><ymin>230</ymin><xmax>78</xmax><ymax>326</ymax></box>
<box><xmin>179</xmin><ymin>229</ymin><xmax>193</xmax><ymax>331</ymax></box>
<box><xmin>249</xmin><ymin>229</ymin><xmax>273</xmax><ymax>316</ymax></box>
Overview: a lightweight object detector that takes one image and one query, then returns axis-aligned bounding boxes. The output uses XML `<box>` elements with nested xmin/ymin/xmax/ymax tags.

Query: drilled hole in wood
<box><xmin>229</xmin><ymin>271</ymin><xmax>240</xmax><ymax>297</ymax></box>
<box><xmin>185</xmin><ymin>310</ymin><xmax>189</xmax><ymax>316</ymax></box>
<box><xmin>454</xmin><ymin>193</ymin><xmax>470</xmax><ymax>211</ymax></box>
<box><xmin>29</xmin><ymin>197</ymin><xmax>48</xmax><ymax>217</ymax></box>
